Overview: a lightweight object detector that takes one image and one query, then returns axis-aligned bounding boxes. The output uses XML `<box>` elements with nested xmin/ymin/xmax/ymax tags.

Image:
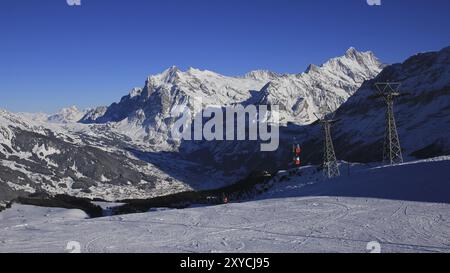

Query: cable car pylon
<box><xmin>314</xmin><ymin>107</ymin><xmax>340</xmax><ymax>179</ymax></box>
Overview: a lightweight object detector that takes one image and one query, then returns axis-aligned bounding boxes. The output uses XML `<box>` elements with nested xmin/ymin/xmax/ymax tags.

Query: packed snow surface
<box><xmin>0</xmin><ymin>157</ymin><xmax>449</xmax><ymax>253</ymax></box>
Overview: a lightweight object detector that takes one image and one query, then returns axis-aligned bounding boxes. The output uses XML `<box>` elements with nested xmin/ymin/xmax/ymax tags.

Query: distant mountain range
<box><xmin>79</xmin><ymin>47</ymin><xmax>383</xmax><ymax>150</ymax></box>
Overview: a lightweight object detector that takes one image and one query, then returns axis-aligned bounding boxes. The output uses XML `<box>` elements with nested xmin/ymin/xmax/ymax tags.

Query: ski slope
<box><xmin>0</xmin><ymin>157</ymin><xmax>449</xmax><ymax>253</ymax></box>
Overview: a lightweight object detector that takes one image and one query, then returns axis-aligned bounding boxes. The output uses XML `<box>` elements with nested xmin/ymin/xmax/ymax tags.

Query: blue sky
<box><xmin>0</xmin><ymin>0</ymin><xmax>449</xmax><ymax>113</ymax></box>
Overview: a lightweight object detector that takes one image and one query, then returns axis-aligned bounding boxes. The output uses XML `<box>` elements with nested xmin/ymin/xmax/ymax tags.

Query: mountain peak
<box><xmin>305</xmin><ymin>64</ymin><xmax>320</xmax><ymax>74</ymax></box>
<box><xmin>145</xmin><ymin>66</ymin><xmax>182</xmax><ymax>85</ymax></box>
<box><xmin>344</xmin><ymin>47</ymin><xmax>377</xmax><ymax>60</ymax></box>
<box><xmin>167</xmin><ymin>65</ymin><xmax>179</xmax><ymax>72</ymax></box>
<box><xmin>303</xmin><ymin>48</ymin><xmax>380</xmax><ymax>75</ymax></box>
<box><xmin>346</xmin><ymin>46</ymin><xmax>357</xmax><ymax>55</ymax></box>
<box><xmin>244</xmin><ymin>70</ymin><xmax>278</xmax><ymax>80</ymax></box>
<box><xmin>161</xmin><ymin>66</ymin><xmax>181</xmax><ymax>81</ymax></box>
<box><xmin>129</xmin><ymin>87</ymin><xmax>143</xmax><ymax>98</ymax></box>
<box><xmin>47</xmin><ymin>105</ymin><xmax>86</xmax><ymax>124</ymax></box>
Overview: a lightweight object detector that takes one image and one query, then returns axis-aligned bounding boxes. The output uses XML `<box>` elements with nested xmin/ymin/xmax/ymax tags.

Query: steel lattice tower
<box><xmin>315</xmin><ymin>111</ymin><xmax>340</xmax><ymax>178</ymax></box>
<box><xmin>374</xmin><ymin>82</ymin><xmax>404</xmax><ymax>165</ymax></box>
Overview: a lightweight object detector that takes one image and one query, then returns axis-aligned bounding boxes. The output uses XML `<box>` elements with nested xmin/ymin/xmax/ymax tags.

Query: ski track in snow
<box><xmin>1</xmin><ymin>196</ymin><xmax>450</xmax><ymax>253</ymax></box>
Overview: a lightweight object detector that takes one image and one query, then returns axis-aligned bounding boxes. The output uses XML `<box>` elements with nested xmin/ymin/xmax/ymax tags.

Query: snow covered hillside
<box><xmin>1</xmin><ymin>157</ymin><xmax>449</xmax><ymax>253</ymax></box>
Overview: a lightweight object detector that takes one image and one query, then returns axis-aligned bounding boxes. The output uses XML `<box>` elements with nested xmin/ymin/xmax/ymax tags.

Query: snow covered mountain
<box><xmin>80</xmin><ymin>66</ymin><xmax>277</xmax><ymax>149</ymax></box>
<box><xmin>80</xmin><ymin>48</ymin><xmax>383</xmax><ymax>149</ymax></box>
